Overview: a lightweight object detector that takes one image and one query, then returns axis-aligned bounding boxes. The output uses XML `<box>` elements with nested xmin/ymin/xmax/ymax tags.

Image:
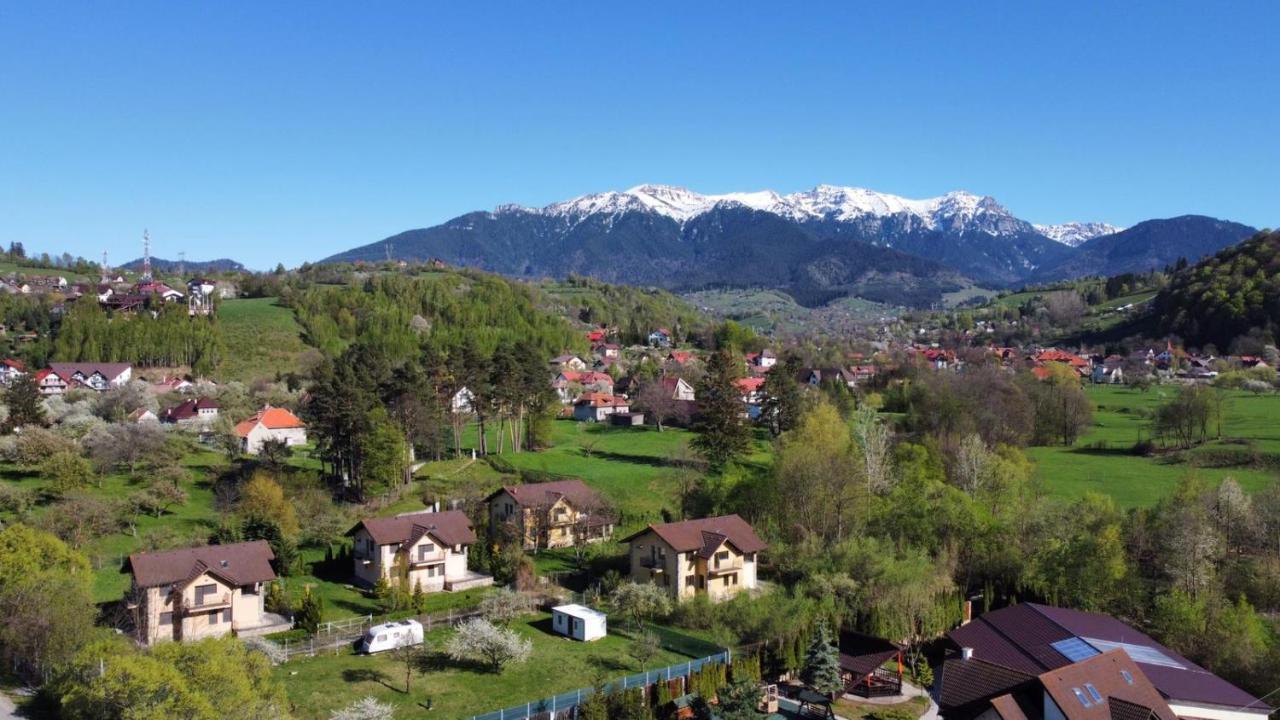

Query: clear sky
<box><xmin>1</xmin><ymin>2</ymin><xmax>1276</xmax><ymax>269</ymax></box>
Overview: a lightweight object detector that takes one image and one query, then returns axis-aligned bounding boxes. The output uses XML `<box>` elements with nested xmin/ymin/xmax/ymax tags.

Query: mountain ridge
<box><xmin>322</xmin><ymin>184</ymin><xmax>1256</xmax><ymax>308</ymax></box>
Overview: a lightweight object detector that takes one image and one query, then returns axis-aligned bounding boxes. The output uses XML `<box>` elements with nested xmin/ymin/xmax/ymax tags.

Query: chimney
<box><xmin>961</xmin><ymin>647</ymin><xmax>974</xmax><ymax>661</ymax></box>
<box><xmin>963</xmin><ymin>600</ymin><xmax>973</xmax><ymax>625</ymax></box>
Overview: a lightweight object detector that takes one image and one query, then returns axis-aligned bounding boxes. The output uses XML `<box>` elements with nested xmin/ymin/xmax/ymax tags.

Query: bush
<box><xmin>867</xmin><ymin>708</ymin><xmax>921</xmax><ymax>720</ymax></box>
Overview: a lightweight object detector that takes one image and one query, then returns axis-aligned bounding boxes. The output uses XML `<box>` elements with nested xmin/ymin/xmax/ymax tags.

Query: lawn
<box><xmin>276</xmin><ymin>613</ymin><xmax>708</xmax><ymax>719</ymax></box>
<box><xmin>216</xmin><ymin>297</ymin><xmax>313</xmax><ymax>382</ymax></box>
<box><xmin>1029</xmin><ymin>385</ymin><xmax>1280</xmax><ymax>508</ymax></box>
<box><xmin>833</xmin><ymin>694</ymin><xmax>930</xmax><ymax>720</ymax></box>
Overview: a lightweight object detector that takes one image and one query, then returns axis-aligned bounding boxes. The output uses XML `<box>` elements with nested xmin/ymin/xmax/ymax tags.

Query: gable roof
<box><xmin>1038</xmin><ymin>651</ymin><xmax>1176</xmax><ymax>720</ymax></box>
<box><xmin>47</xmin><ymin>362</ymin><xmax>132</xmax><ymax>382</ymax></box>
<box><xmin>485</xmin><ymin>479</ymin><xmax>603</xmax><ymax>510</ymax></box>
<box><xmin>948</xmin><ymin>603</ymin><xmax>1268</xmax><ymax>713</ymax></box>
<box><xmin>574</xmin><ymin>392</ymin><xmax>628</xmax><ymax>408</ymax></box>
<box><xmin>162</xmin><ymin>397</ymin><xmax>219</xmax><ymax>421</ymax></box>
<box><xmin>234</xmin><ymin>406</ymin><xmax>305</xmax><ymax>437</ymax></box>
<box><xmin>345</xmin><ymin>509</ymin><xmax>477</xmax><ymax>547</ymax></box>
<box><xmin>621</xmin><ymin>514</ymin><xmax>766</xmax><ymax>557</ymax></box>
<box><xmin>124</xmin><ymin>540</ymin><xmax>276</xmax><ymax>589</ymax></box>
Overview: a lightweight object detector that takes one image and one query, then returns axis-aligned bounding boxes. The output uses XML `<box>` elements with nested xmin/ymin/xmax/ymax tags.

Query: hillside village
<box><xmin>0</xmin><ymin>232</ymin><xmax>1279</xmax><ymax>720</ymax></box>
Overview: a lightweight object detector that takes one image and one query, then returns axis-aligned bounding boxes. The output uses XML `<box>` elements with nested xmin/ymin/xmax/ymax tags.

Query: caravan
<box><xmin>358</xmin><ymin>619</ymin><xmax>424</xmax><ymax>654</ymax></box>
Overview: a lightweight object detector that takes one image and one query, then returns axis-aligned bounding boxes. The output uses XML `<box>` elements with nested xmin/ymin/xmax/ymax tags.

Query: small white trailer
<box><xmin>358</xmin><ymin>619</ymin><xmax>424</xmax><ymax>654</ymax></box>
<box><xmin>551</xmin><ymin>604</ymin><xmax>607</xmax><ymax>642</ymax></box>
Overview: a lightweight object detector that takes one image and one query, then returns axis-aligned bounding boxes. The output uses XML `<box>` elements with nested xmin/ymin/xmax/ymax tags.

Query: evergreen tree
<box><xmin>691</xmin><ymin>349</ymin><xmax>751</xmax><ymax>470</ymax></box>
<box><xmin>801</xmin><ymin>620</ymin><xmax>843</xmax><ymax>697</ymax></box>
<box><xmin>295</xmin><ymin>586</ymin><xmax>324</xmax><ymax>635</ymax></box>
<box><xmin>4</xmin><ymin>373</ymin><xmax>46</xmax><ymax>430</ymax></box>
<box><xmin>762</xmin><ymin>353</ymin><xmax>805</xmax><ymax>436</ymax></box>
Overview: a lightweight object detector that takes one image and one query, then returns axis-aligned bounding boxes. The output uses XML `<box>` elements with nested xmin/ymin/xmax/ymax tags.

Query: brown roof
<box><xmin>1038</xmin><ymin>651</ymin><xmax>1176</xmax><ymax>720</ymax></box>
<box><xmin>485</xmin><ymin>479</ymin><xmax>604</xmax><ymax>511</ymax></box>
<box><xmin>989</xmin><ymin>693</ymin><xmax>1031</xmax><ymax>720</ymax></box>
<box><xmin>938</xmin><ymin>656</ymin><xmax>1036</xmax><ymax>712</ymax></box>
<box><xmin>124</xmin><ymin>540</ymin><xmax>276</xmax><ymax>589</ymax></box>
<box><xmin>162</xmin><ymin>397</ymin><xmax>219</xmax><ymax>421</ymax></box>
<box><xmin>345</xmin><ymin>509</ymin><xmax>477</xmax><ymax>547</ymax></box>
<box><xmin>838</xmin><ymin>631</ymin><xmax>902</xmax><ymax>680</ymax></box>
<box><xmin>48</xmin><ymin>362</ymin><xmax>132</xmax><ymax>382</ymax></box>
<box><xmin>621</xmin><ymin>514</ymin><xmax>766</xmax><ymax>557</ymax></box>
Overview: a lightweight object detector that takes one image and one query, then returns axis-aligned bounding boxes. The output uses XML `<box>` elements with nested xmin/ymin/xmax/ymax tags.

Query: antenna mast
<box><xmin>142</xmin><ymin>229</ymin><xmax>153</xmax><ymax>281</ymax></box>
<box><xmin>100</xmin><ymin>251</ymin><xmax>109</xmax><ymax>284</ymax></box>
<box><xmin>178</xmin><ymin>251</ymin><xmax>185</xmax><ymax>279</ymax></box>
<box><xmin>385</xmin><ymin>241</ymin><xmax>393</xmax><ymax>262</ymax></box>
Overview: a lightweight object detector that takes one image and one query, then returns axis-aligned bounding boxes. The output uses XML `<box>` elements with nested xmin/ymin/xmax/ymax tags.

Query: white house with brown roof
<box><xmin>123</xmin><ymin>540</ymin><xmax>288</xmax><ymax>645</ymax></box>
<box><xmin>622</xmin><ymin>514</ymin><xmax>766</xmax><ymax>602</ymax></box>
<box><xmin>37</xmin><ymin>362</ymin><xmax>133</xmax><ymax>395</ymax></box>
<box><xmin>345</xmin><ymin>510</ymin><xmax>493</xmax><ymax>593</ymax></box>
<box><xmin>235</xmin><ymin>406</ymin><xmax>307</xmax><ymax>454</ymax></box>
<box><xmin>486</xmin><ymin>479</ymin><xmax>614</xmax><ymax>550</ymax></box>
<box><xmin>162</xmin><ymin>397</ymin><xmax>219</xmax><ymax>428</ymax></box>
<box><xmin>573</xmin><ymin>393</ymin><xmax>629</xmax><ymax>422</ymax></box>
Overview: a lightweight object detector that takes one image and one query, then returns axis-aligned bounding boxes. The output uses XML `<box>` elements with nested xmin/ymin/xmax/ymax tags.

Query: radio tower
<box><xmin>100</xmin><ymin>251</ymin><xmax>109</xmax><ymax>284</ymax></box>
<box><xmin>141</xmin><ymin>229</ymin><xmax>153</xmax><ymax>281</ymax></box>
<box><xmin>385</xmin><ymin>241</ymin><xmax>393</xmax><ymax>262</ymax></box>
<box><xmin>178</xmin><ymin>251</ymin><xmax>185</xmax><ymax>279</ymax></box>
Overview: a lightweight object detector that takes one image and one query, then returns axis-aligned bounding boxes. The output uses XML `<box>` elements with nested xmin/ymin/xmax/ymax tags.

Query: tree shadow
<box><xmin>341</xmin><ymin>667</ymin><xmax>394</xmax><ymax>692</ymax></box>
<box><xmin>588</xmin><ymin>653</ymin><xmax>631</xmax><ymax>673</ymax></box>
<box><xmin>419</xmin><ymin>648</ymin><xmax>489</xmax><ymax>674</ymax></box>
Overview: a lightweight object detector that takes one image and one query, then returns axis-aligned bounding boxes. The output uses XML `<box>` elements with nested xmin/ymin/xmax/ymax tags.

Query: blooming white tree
<box><xmin>446</xmin><ymin>618</ymin><xmax>532</xmax><ymax>673</ymax></box>
<box><xmin>479</xmin><ymin>588</ymin><xmax>534</xmax><ymax>626</ymax></box>
<box><xmin>330</xmin><ymin>697</ymin><xmax>396</xmax><ymax>720</ymax></box>
<box><xmin>609</xmin><ymin>582</ymin><xmax>671</xmax><ymax>630</ymax></box>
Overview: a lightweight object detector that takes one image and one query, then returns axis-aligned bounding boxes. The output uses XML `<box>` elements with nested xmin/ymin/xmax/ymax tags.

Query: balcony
<box><xmin>189</xmin><ymin>592</ymin><xmax>232</xmax><ymax>610</ymax></box>
<box><xmin>706</xmin><ymin>558</ymin><xmax>743</xmax><ymax>575</ymax></box>
<box><xmin>408</xmin><ymin>551</ymin><xmax>446</xmax><ymax>566</ymax></box>
<box><xmin>639</xmin><ymin>556</ymin><xmax>667</xmax><ymax>571</ymax></box>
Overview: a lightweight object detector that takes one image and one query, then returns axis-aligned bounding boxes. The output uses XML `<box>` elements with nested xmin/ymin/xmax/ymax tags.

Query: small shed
<box><xmin>551</xmin><ymin>604</ymin><xmax>606</xmax><ymax>641</ymax></box>
<box><xmin>610</xmin><ymin>411</ymin><xmax>645</xmax><ymax>427</ymax></box>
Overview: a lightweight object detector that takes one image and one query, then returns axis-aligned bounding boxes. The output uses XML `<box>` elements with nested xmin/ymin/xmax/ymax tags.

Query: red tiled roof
<box><xmin>575</xmin><ymin>392</ymin><xmax>627</xmax><ymax>408</ymax></box>
<box><xmin>234</xmin><ymin>406</ymin><xmax>304</xmax><ymax>437</ymax></box>
<box><xmin>345</xmin><ymin>509</ymin><xmax>477</xmax><ymax>547</ymax></box>
<box><xmin>622</xmin><ymin>514</ymin><xmax>766</xmax><ymax>557</ymax></box>
<box><xmin>124</xmin><ymin>540</ymin><xmax>276</xmax><ymax>589</ymax></box>
<box><xmin>736</xmin><ymin>377</ymin><xmax>766</xmax><ymax>393</ymax></box>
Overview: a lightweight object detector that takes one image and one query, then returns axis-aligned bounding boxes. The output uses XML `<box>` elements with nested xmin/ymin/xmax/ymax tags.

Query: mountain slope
<box><xmin>1033</xmin><ymin>222</ymin><xmax>1123</xmax><ymax>247</ymax></box>
<box><xmin>1029</xmin><ymin>216</ymin><xmax>1258</xmax><ymax>282</ymax></box>
<box><xmin>323</xmin><ymin>185</ymin><xmax>1254</xmax><ymax>307</ymax></box>
<box><xmin>121</xmin><ymin>257</ymin><xmax>246</xmax><ymax>273</ymax></box>
<box><xmin>1150</xmin><ymin>228</ymin><xmax>1280</xmax><ymax>349</ymax></box>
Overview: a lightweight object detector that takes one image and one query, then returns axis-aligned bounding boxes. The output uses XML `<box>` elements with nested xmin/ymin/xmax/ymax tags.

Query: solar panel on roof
<box><xmin>1082</xmin><ymin>638</ymin><xmax>1185</xmax><ymax>669</ymax></box>
<box><xmin>1052</xmin><ymin>637</ymin><xmax>1101</xmax><ymax>662</ymax></box>
<box><xmin>1085</xmin><ymin>684</ymin><xmax>1103</xmax><ymax>703</ymax></box>
<box><xmin>1073</xmin><ymin>688</ymin><xmax>1092</xmax><ymax>707</ymax></box>
<box><xmin>1120</xmin><ymin>669</ymin><xmax>1134</xmax><ymax>685</ymax></box>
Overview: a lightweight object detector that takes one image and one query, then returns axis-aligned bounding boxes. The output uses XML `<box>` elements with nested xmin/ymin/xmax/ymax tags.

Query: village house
<box><xmin>661</xmin><ymin>376</ymin><xmax>697</xmax><ymax>401</ymax></box>
<box><xmin>162</xmin><ymin>397</ymin><xmax>220</xmax><ymax>428</ymax></box>
<box><xmin>622</xmin><ymin>514</ymin><xmax>765</xmax><ymax>602</ymax></box>
<box><xmin>802</xmin><ymin>367</ymin><xmax>857</xmax><ymax>388</ymax></box>
<box><xmin>0</xmin><ymin>358</ymin><xmax>25</xmax><ymax>385</ymax></box>
<box><xmin>122</xmin><ymin>540</ymin><xmax>289</xmax><ymax>646</ymax></box>
<box><xmin>151</xmin><ymin>375</ymin><xmax>194</xmax><ymax>394</ymax></box>
<box><xmin>593</xmin><ymin>342</ymin><xmax>621</xmax><ymax>359</ymax></box>
<box><xmin>234</xmin><ymin>406</ymin><xmax>307</xmax><ymax>454</ymax></box>
<box><xmin>486</xmin><ymin>479</ymin><xmax>614</xmax><ymax>550</ymax></box>
<box><xmin>187</xmin><ymin>277</ymin><xmax>216</xmax><ymax>316</ymax></box>
<box><xmin>1034</xmin><ymin>349</ymin><xmax>1091</xmax><ymax>376</ymax></box>
<box><xmin>553</xmin><ymin>370</ymin><xmax>615</xmax><ymax>404</ymax></box>
<box><xmin>939</xmin><ymin>602</ymin><xmax>1271</xmax><ymax>720</ymax></box>
<box><xmin>345</xmin><ymin>510</ymin><xmax>492</xmax><ymax>593</ymax></box>
<box><xmin>131</xmin><ymin>279</ymin><xmax>185</xmax><ymax>303</ymax></box>
<box><xmin>666</xmin><ymin>350</ymin><xmax>695</xmax><ymax>366</ymax></box>
<box><xmin>573</xmin><ymin>392</ymin><xmax>629</xmax><ymax>422</ymax></box>
<box><xmin>550</xmin><ymin>354</ymin><xmax>587</xmax><ymax>371</ymax></box>
<box><xmin>648</xmin><ymin>328</ymin><xmax>672</xmax><ymax>348</ymax></box>
<box><xmin>37</xmin><ymin>362</ymin><xmax>133</xmax><ymax>395</ymax></box>
<box><xmin>746</xmin><ymin>349</ymin><xmax>777</xmax><ymax>369</ymax></box>
<box><xmin>449</xmin><ymin>386</ymin><xmax>475</xmax><ymax>414</ymax></box>
<box><xmin>127</xmin><ymin>408</ymin><xmax>159</xmax><ymax>423</ymax></box>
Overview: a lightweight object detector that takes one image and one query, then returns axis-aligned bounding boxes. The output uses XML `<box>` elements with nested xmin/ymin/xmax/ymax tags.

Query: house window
<box><xmin>159</xmin><ymin>612</ymin><xmax>173</xmax><ymax>626</ymax></box>
<box><xmin>195</xmin><ymin>583</ymin><xmax>217</xmax><ymax>606</ymax></box>
<box><xmin>686</xmin><ymin>575</ymin><xmax>696</xmax><ymax>588</ymax></box>
<box><xmin>418</xmin><ymin>543</ymin><xmax>435</xmax><ymax>561</ymax></box>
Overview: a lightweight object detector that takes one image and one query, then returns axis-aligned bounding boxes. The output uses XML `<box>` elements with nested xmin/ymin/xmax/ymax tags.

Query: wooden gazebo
<box><xmin>794</xmin><ymin>688</ymin><xmax>837</xmax><ymax>719</ymax></box>
<box><xmin>838</xmin><ymin>631</ymin><xmax>904</xmax><ymax>698</ymax></box>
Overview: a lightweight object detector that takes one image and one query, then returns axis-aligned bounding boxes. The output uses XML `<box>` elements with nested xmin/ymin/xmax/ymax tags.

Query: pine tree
<box><xmin>4</xmin><ymin>374</ymin><xmax>47</xmax><ymax>430</ymax></box>
<box><xmin>801</xmin><ymin>620</ymin><xmax>843</xmax><ymax>696</ymax></box>
<box><xmin>691</xmin><ymin>349</ymin><xmax>751</xmax><ymax>471</ymax></box>
<box><xmin>296</xmin><ymin>586</ymin><xmax>324</xmax><ymax>635</ymax></box>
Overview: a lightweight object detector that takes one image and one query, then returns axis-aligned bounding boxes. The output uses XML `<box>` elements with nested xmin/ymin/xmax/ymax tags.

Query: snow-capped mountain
<box><xmin>522</xmin><ymin>183</ymin><xmax>1033</xmax><ymax>236</ymax></box>
<box><xmin>1033</xmin><ymin>221</ymin><xmax>1124</xmax><ymax>247</ymax></box>
<box><xmin>322</xmin><ymin>184</ymin><xmax>1255</xmax><ymax>308</ymax></box>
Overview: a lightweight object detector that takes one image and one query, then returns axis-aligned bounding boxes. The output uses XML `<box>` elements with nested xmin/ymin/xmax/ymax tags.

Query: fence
<box><xmin>268</xmin><ymin>607</ymin><xmax>484</xmax><ymax>662</ymax></box>
<box><xmin>468</xmin><ymin>650</ymin><xmax>731</xmax><ymax>720</ymax></box>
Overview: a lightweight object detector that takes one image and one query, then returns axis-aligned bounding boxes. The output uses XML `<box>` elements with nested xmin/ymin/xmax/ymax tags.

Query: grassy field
<box><xmin>276</xmin><ymin>613</ymin><xmax>713</xmax><ymax>719</ymax></box>
<box><xmin>1029</xmin><ymin>385</ymin><xmax>1280</xmax><ymax>508</ymax></box>
<box><xmin>216</xmin><ymin>297</ymin><xmax>312</xmax><ymax>382</ymax></box>
<box><xmin>834</xmin><ymin>694</ymin><xmax>930</xmax><ymax>720</ymax></box>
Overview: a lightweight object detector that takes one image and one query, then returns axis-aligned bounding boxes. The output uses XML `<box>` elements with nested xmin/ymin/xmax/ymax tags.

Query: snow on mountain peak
<box><xmin>512</xmin><ymin>184</ymin><xmax>1090</xmax><ymax>240</ymax></box>
<box><xmin>1033</xmin><ymin>221</ymin><xmax>1123</xmax><ymax>247</ymax></box>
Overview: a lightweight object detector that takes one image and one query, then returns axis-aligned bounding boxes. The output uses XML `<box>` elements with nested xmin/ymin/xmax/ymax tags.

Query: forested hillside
<box><xmin>1153</xmin><ymin>229</ymin><xmax>1280</xmax><ymax>350</ymax></box>
<box><xmin>539</xmin><ymin>274</ymin><xmax>710</xmax><ymax>344</ymax></box>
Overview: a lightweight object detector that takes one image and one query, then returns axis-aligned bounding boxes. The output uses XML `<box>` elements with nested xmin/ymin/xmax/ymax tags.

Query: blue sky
<box><xmin>1</xmin><ymin>2</ymin><xmax>1276</xmax><ymax>269</ymax></box>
